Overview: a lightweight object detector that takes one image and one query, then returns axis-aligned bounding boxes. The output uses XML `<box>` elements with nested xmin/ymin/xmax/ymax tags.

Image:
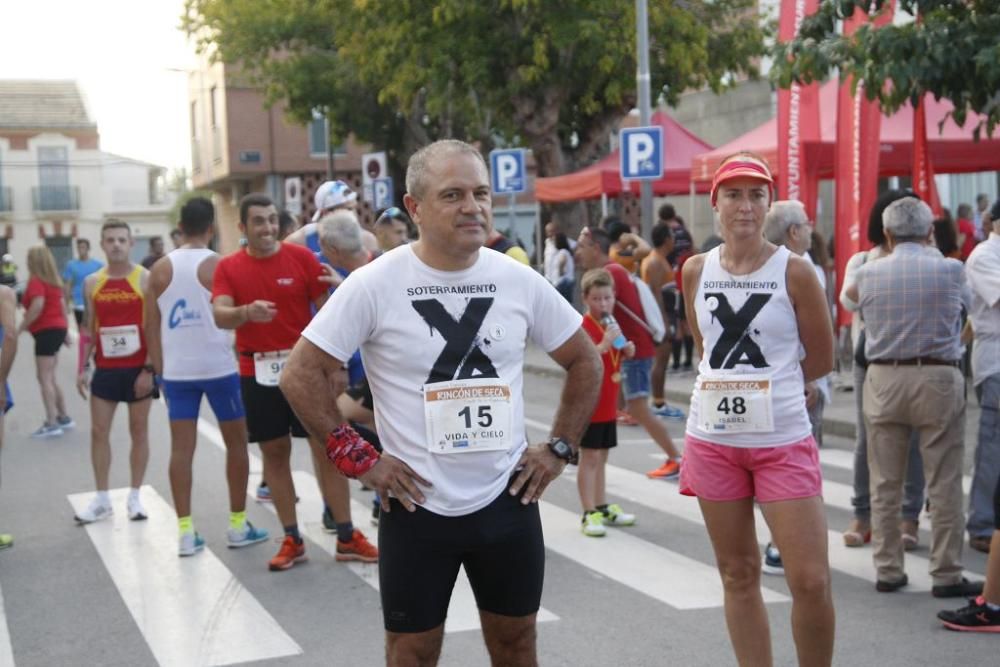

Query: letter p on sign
<box><xmin>490</xmin><ymin>149</ymin><xmax>527</xmax><ymax>194</ymax></box>
<box><xmin>620</xmin><ymin>126</ymin><xmax>664</xmax><ymax>181</ymax></box>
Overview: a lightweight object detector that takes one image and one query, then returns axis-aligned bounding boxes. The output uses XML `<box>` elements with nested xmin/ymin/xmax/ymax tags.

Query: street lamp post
<box><xmin>636</xmin><ymin>0</ymin><xmax>653</xmax><ymax>240</ymax></box>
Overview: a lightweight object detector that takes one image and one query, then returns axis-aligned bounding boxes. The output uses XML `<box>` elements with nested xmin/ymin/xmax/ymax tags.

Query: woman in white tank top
<box><xmin>679</xmin><ymin>153</ymin><xmax>836</xmax><ymax>666</ymax></box>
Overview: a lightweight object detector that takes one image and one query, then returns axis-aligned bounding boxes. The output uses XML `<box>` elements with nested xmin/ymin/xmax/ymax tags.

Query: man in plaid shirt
<box><xmin>849</xmin><ymin>196</ymin><xmax>980</xmax><ymax>598</ymax></box>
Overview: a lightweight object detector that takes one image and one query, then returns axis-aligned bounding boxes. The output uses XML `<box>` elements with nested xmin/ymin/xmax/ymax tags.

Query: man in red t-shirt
<box><xmin>956</xmin><ymin>203</ymin><xmax>980</xmax><ymax>261</ymax></box>
<box><xmin>576</xmin><ymin>226</ymin><xmax>682</xmax><ymax>479</ymax></box>
<box><xmin>212</xmin><ymin>193</ymin><xmax>377</xmax><ymax>571</ymax></box>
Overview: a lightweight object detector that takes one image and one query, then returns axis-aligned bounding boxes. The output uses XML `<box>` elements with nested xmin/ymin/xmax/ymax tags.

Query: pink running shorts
<box><xmin>679</xmin><ymin>433</ymin><xmax>822</xmax><ymax>503</ymax></box>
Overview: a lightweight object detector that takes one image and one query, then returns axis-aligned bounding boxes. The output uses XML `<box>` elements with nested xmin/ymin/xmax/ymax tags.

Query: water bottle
<box><xmin>600</xmin><ymin>313</ymin><xmax>627</xmax><ymax>350</ymax></box>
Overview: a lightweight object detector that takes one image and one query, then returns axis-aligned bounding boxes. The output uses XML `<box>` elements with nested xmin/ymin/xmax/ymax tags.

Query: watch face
<box><xmin>550</xmin><ymin>439</ymin><xmax>571</xmax><ymax>459</ymax></box>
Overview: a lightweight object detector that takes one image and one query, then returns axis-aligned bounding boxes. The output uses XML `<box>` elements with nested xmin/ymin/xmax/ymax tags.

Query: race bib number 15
<box><xmin>424</xmin><ymin>378</ymin><xmax>513</xmax><ymax>454</ymax></box>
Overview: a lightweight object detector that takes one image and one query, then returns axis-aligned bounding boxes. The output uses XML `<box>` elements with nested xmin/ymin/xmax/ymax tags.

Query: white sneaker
<box><xmin>226</xmin><ymin>522</ymin><xmax>269</xmax><ymax>548</ymax></box>
<box><xmin>30</xmin><ymin>423</ymin><xmax>63</xmax><ymax>439</ymax></box>
<box><xmin>126</xmin><ymin>495</ymin><xmax>147</xmax><ymax>521</ymax></box>
<box><xmin>75</xmin><ymin>497</ymin><xmax>113</xmax><ymax>524</ymax></box>
<box><xmin>581</xmin><ymin>511</ymin><xmax>606</xmax><ymax>537</ymax></box>
<box><xmin>178</xmin><ymin>532</ymin><xmax>205</xmax><ymax>557</ymax></box>
<box><xmin>601</xmin><ymin>503</ymin><xmax>636</xmax><ymax>527</ymax></box>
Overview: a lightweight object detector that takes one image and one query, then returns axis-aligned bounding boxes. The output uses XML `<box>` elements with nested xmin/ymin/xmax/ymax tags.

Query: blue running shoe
<box><xmin>179</xmin><ymin>532</ymin><xmax>205</xmax><ymax>557</ymax></box>
<box><xmin>762</xmin><ymin>542</ymin><xmax>784</xmax><ymax>575</ymax></box>
<box><xmin>653</xmin><ymin>404</ymin><xmax>686</xmax><ymax>420</ymax></box>
<box><xmin>227</xmin><ymin>521</ymin><xmax>269</xmax><ymax>548</ymax></box>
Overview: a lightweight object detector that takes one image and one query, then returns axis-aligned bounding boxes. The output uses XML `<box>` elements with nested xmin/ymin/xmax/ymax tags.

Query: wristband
<box><xmin>326</xmin><ymin>423</ymin><xmax>380</xmax><ymax>478</ymax></box>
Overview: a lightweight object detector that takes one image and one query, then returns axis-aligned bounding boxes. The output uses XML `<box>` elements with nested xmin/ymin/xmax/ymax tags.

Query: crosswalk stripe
<box><xmin>196</xmin><ymin>418</ymin><xmax>559</xmax><ymax>634</ymax></box>
<box><xmin>67</xmin><ymin>486</ymin><xmax>302</xmax><ymax>667</ymax></box>
<box><xmin>0</xmin><ymin>582</ymin><xmax>14</xmax><ymax>667</ymax></box>
<box><xmin>523</xmin><ymin>417</ymin><xmax>984</xmax><ymax>593</ymax></box>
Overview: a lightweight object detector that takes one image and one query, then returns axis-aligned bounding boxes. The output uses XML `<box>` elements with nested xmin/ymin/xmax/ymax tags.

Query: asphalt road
<box><xmin>0</xmin><ymin>344</ymin><xmax>994</xmax><ymax>666</ymax></box>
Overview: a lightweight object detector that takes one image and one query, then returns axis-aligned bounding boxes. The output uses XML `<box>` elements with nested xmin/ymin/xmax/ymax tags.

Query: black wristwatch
<box><xmin>547</xmin><ymin>437</ymin><xmax>577</xmax><ymax>465</ymax></box>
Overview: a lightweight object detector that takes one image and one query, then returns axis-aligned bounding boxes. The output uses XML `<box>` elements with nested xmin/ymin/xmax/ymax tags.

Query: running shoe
<box><xmin>322</xmin><ymin>507</ymin><xmax>337</xmax><ymax>533</ymax></box>
<box><xmin>652</xmin><ymin>404</ymin><xmax>686</xmax><ymax>420</ymax></box>
<box><xmin>178</xmin><ymin>532</ymin><xmax>205</xmax><ymax>557</ymax></box>
<box><xmin>30</xmin><ymin>423</ymin><xmax>63</xmax><ymax>439</ymax></box>
<box><xmin>938</xmin><ymin>596</ymin><xmax>1000</xmax><ymax>633</ymax></box>
<box><xmin>336</xmin><ymin>530</ymin><xmax>378</xmax><ymax>563</ymax></box>
<box><xmin>269</xmin><ymin>536</ymin><xmax>308</xmax><ymax>571</ymax></box>
<box><xmin>616</xmin><ymin>410</ymin><xmax>638</xmax><ymax>426</ymax></box>
<box><xmin>762</xmin><ymin>542</ymin><xmax>784</xmax><ymax>575</ymax></box>
<box><xmin>56</xmin><ymin>415</ymin><xmax>75</xmax><ymax>430</ymax></box>
<box><xmin>74</xmin><ymin>497</ymin><xmax>113</xmax><ymax>524</ymax></box>
<box><xmin>227</xmin><ymin>521</ymin><xmax>269</xmax><ymax>548</ymax></box>
<box><xmin>901</xmin><ymin>519</ymin><xmax>919</xmax><ymax>552</ymax></box>
<box><xmin>127</xmin><ymin>495</ymin><xmax>148</xmax><ymax>521</ymax></box>
<box><xmin>601</xmin><ymin>503</ymin><xmax>636</xmax><ymax>527</ymax></box>
<box><xmin>0</xmin><ymin>534</ymin><xmax>12</xmax><ymax>550</ymax></box>
<box><xmin>646</xmin><ymin>459</ymin><xmax>680</xmax><ymax>480</ymax></box>
<box><xmin>581</xmin><ymin>511</ymin><xmax>606</xmax><ymax>537</ymax></box>
<box><xmin>256</xmin><ymin>482</ymin><xmax>272</xmax><ymax>502</ymax></box>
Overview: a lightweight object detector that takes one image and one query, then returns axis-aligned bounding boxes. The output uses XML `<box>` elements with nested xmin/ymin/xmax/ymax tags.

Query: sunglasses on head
<box><xmin>376</xmin><ymin>207</ymin><xmax>406</xmax><ymax>224</ymax></box>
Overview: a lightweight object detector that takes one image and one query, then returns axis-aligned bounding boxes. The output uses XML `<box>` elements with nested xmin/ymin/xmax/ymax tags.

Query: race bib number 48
<box><xmin>698</xmin><ymin>375</ymin><xmax>774</xmax><ymax>434</ymax></box>
<box><xmin>99</xmin><ymin>325</ymin><xmax>141</xmax><ymax>358</ymax></box>
<box><xmin>424</xmin><ymin>378</ymin><xmax>513</xmax><ymax>454</ymax></box>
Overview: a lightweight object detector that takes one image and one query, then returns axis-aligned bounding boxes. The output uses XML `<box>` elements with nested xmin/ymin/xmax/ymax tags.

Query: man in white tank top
<box><xmin>144</xmin><ymin>198</ymin><xmax>269</xmax><ymax>557</ymax></box>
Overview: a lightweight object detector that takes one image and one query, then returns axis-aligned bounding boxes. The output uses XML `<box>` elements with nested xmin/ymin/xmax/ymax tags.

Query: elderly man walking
<box><xmin>848</xmin><ymin>197</ymin><xmax>982</xmax><ymax>598</ymax></box>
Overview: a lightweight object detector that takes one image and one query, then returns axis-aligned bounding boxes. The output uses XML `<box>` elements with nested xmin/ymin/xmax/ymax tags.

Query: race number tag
<box><xmin>99</xmin><ymin>325</ymin><xmax>141</xmax><ymax>358</ymax></box>
<box><xmin>424</xmin><ymin>378</ymin><xmax>513</xmax><ymax>454</ymax></box>
<box><xmin>253</xmin><ymin>349</ymin><xmax>291</xmax><ymax>387</ymax></box>
<box><xmin>698</xmin><ymin>374</ymin><xmax>775</xmax><ymax>433</ymax></box>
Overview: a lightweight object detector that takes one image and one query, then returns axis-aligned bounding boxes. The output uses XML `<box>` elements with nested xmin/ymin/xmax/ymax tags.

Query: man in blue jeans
<box><xmin>965</xmin><ymin>198</ymin><xmax>1000</xmax><ymax>554</ymax></box>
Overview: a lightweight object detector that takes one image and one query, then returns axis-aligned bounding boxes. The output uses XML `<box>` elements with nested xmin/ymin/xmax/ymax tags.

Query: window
<box><xmin>45</xmin><ymin>236</ymin><xmax>72</xmax><ymax>275</ymax></box>
<box><xmin>308</xmin><ymin>109</ymin><xmax>346</xmax><ymax>157</ymax></box>
<box><xmin>210</xmin><ymin>86</ymin><xmax>221</xmax><ymax>129</ymax></box>
<box><xmin>190</xmin><ymin>101</ymin><xmax>199</xmax><ymax>138</ymax></box>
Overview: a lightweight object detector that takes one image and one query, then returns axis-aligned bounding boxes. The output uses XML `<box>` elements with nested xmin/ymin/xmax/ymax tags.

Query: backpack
<box><xmin>617</xmin><ymin>275</ymin><xmax>667</xmax><ymax>344</ymax></box>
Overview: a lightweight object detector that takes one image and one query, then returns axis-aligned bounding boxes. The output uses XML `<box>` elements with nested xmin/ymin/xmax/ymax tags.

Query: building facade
<box><xmin>0</xmin><ymin>80</ymin><xmax>173</xmax><ymax>280</ymax></box>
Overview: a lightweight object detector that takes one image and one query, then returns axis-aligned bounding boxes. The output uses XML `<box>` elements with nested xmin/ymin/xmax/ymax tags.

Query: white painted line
<box><xmin>527</xmin><ymin>419</ymin><xmax>983</xmax><ymax>593</ymax></box>
<box><xmin>0</xmin><ymin>582</ymin><xmax>15</xmax><ymax>667</ymax></box>
<box><xmin>539</xmin><ymin>500</ymin><xmax>788</xmax><ymax>609</ymax></box>
<box><xmin>196</xmin><ymin>418</ymin><xmax>558</xmax><ymax>633</ymax></box>
<box><xmin>68</xmin><ymin>486</ymin><xmax>302</xmax><ymax>667</ymax></box>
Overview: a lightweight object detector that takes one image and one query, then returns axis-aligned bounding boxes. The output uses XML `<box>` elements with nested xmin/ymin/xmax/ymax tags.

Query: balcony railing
<box><xmin>32</xmin><ymin>185</ymin><xmax>80</xmax><ymax>212</ymax></box>
<box><xmin>0</xmin><ymin>187</ymin><xmax>11</xmax><ymax>213</ymax></box>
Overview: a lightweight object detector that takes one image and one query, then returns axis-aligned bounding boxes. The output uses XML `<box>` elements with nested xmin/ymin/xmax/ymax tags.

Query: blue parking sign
<box><xmin>489</xmin><ymin>149</ymin><xmax>527</xmax><ymax>194</ymax></box>
<box><xmin>373</xmin><ymin>177</ymin><xmax>394</xmax><ymax>210</ymax></box>
<box><xmin>619</xmin><ymin>126</ymin><xmax>663</xmax><ymax>181</ymax></box>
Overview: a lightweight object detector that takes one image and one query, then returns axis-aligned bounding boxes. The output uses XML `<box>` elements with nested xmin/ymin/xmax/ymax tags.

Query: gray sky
<box><xmin>1</xmin><ymin>0</ymin><xmax>195</xmax><ymax>172</ymax></box>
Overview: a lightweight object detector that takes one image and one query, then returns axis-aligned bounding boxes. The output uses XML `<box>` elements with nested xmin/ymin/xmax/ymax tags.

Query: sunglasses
<box><xmin>376</xmin><ymin>206</ymin><xmax>408</xmax><ymax>225</ymax></box>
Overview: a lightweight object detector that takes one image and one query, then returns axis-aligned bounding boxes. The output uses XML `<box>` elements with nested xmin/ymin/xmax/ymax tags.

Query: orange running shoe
<box><xmin>268</xmin><ymin>536</ymin><xmax>307</xmax><ymax>571</ymax></box>
<box><xmin>336</xmin><ymin>529</ymin><xmax>379</xmax><ymax>563</ymax></box>
<box><xmin>646</xmin><ymin>459</ymin><xmax>680</xmax><ymax>480</ymax></box>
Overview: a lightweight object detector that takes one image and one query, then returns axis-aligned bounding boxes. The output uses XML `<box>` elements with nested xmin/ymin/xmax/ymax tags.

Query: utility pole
<box><xmin>636</xmin><ymin>0</ymin><xmax>653</xmax><ymax>240</ymax></box>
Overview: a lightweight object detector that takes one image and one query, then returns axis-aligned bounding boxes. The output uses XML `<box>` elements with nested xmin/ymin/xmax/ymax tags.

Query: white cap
<box><xmin>312</xmin><ymin>180</ymin><xmax>357</xmax><ymax>221</ymax></box>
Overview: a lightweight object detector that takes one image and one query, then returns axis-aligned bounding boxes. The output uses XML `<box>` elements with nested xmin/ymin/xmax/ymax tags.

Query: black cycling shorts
<box><xmin>378</xmin><ymin>482</ymin><xmax>545</xmax><ymax>633</ymax></box>
<box><xmin>239</xmin><ymin>376</ymin><xmax>308</xmax><ymax>443</ymax></box>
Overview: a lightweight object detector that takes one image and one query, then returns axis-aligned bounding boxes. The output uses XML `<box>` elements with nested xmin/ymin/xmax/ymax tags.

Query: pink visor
<box><xmin>710</xmin><ymin>156</ymin><xmax>774</xmax><ymax>206</ymax></box>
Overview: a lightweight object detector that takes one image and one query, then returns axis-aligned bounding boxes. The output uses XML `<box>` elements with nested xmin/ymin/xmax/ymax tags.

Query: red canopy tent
<box><xmin>691</xmin><ymin>79</ymin><xmax>1000</xmax><ymax>185</ymax></box>
<box><xmin>536</xmin><ymin>111</ymin><xmax>715</xmax><ymax>202</ymax></box>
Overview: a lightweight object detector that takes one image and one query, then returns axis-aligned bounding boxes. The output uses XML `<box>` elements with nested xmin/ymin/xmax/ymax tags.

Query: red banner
<box><xmin>777</xmin><ymin>0</ymin><xmax>821</xmax><ymax>220</ymax></box>
<box><xmin>912</xmin><ymin>98</ymin><xmax>943</xmax><ymax>216</ymax></box>
<box><xmin>834</xmin><ymin>1</ymin><xmax>895</xmax><ymax>328</ymax></box>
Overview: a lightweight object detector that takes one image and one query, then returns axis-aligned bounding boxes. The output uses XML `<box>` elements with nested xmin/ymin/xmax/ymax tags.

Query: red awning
<box><xmin>536</xmin><ymin>111</ymin><xmax>714</xmax><ymax>202</ymax></box>
<box><xmin>692</xmin><ymin>79</ymin><xmax>1000</xmax><ymax>182</ymax></box>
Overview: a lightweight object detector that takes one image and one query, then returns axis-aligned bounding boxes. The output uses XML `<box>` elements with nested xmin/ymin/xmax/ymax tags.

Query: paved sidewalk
<box><xmin>524</xmin><ymin>343</ymin><xmax>982</xmax><ymax>455</ymax></box>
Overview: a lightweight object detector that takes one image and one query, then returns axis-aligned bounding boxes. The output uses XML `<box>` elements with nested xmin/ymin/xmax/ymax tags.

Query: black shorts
<box><xmin>91</xmin><ymin>367</ymin><xmax>158</xmax><ymax>403</ymax></box>
<box><xmin>240</xmin><ymin>376</ymin><xmax>308</xmax><ymax>443</ymax></box>
<box><xmin>994</xmin><ymin>471</ymin><xmax>1000</xmax><ymax>530</ymax></box>
<box><xmin>73</xmin><ymin>309</ymin><xmax>84</xmax><ymax>327</ymax></box>
<box><xmin>33</xmin><ymin>328</ymin><xmax>66</xmax><ymax>356</ymax></box>
<box><xmin>378</xmin><ymin>483</ymin><xmax>545</xmax><ymax>633</ymax></box>
<box><xmin>580</xmin><ymin>420</ymin><xmax>617</xmax><ymax>450</ymax></box>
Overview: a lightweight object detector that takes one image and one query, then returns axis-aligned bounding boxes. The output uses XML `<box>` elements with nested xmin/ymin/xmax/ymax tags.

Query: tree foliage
<box><xmin>771</xmin><ymin>0</ymin><xmax>1000</xmax><ymax>138</ymax></box>
<box><xmin>183</xmin><ymin>1</ymin><xmax>767</xmax><ymax>179</ymax></box>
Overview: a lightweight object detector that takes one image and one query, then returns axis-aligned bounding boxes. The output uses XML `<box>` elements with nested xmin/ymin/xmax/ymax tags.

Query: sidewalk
<box><xmin>524</xmin><ymin>343</ymin><xmax>982</xmax><ymax>455</ymax></box>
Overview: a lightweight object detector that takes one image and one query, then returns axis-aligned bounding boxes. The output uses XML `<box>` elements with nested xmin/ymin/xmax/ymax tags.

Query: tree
<box><xmin>771</xmin><ymin>0</ymin><xmax>1000</xmax><ymax>138</ymax></box>
<box><xmin>182</xmin><ymin>1</ymin><xmax>767</xmax><ymax>227</ymax></box>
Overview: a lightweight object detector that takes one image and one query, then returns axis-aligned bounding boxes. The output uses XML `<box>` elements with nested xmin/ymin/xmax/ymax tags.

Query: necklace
<box><xmin>720</xmin><ymin>241</ymin><xmax>770</xmax><ymax>279</ymax></box>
